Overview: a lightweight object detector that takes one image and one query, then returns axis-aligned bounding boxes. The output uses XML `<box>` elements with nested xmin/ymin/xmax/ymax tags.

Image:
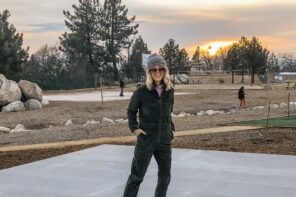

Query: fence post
<box><xmin>94</xmin><ymin>73</ymin><xmax>97</xmax><ymax>90</ymax></box>
<box><xmin>264</xmin><ymin>100</ymin><xmax>271</xmax><ymax>153</ymax></box>
<box><xmin>288</xmin><ymin>92</ymin><xmax>290</xmax><ymax>118</ymax></box>
<box><xmin>100</xmin><ymin>77</ymin><xmax>103</xmax><ymax>103</ymax></box>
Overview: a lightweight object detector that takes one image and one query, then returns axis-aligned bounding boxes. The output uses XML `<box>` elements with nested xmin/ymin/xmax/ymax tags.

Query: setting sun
<box><xmin>201</xmin><ymin>41</ymin><xmax>233</xmax><ymax>56</ymax></box>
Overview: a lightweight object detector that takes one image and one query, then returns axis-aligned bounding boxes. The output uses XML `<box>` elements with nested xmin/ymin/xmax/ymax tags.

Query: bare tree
<box><xmin>280</xmin><ymin>53</ymin><xmax>296</xmax><ymax>72</ymax></box>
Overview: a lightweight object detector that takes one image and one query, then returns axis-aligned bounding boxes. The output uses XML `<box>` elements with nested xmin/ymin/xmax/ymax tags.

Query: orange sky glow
<box><xmin>1</xmin><ymin>0</ymin><xmax>296</xmax><ymax>56</ymax></box>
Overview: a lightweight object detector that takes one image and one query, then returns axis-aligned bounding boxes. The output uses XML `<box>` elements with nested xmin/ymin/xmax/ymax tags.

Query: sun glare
<box><xmin>202</xmin><ymin>41</ymin><xmax>233</xmax><ymax>56</ymax></box>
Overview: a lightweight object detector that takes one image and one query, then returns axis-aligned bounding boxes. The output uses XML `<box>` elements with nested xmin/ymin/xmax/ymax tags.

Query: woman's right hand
<box><xmin>134</xmin><ymin>129</ymin><xmax>147</xmax><ymax>137</ymax></box>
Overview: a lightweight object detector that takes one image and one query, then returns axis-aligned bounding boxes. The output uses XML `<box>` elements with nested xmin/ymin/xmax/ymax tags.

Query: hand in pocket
<box><xmin>134</xmin><ymin>129</ymin><xmax>147</xmax><ymax>137</ymax></box>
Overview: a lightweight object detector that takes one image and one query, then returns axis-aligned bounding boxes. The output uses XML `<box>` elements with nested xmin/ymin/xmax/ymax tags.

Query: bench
<box><xmin>285</xmin><ymin>82</ymin><xmax>296</xmax><ymax>89</ymax></box>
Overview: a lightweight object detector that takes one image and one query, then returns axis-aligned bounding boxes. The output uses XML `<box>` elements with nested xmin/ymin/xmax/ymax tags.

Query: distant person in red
<box><xmin>238</xmin><ymin>86</ymin><xmax>246</xmax><ymax>107</ymax></box>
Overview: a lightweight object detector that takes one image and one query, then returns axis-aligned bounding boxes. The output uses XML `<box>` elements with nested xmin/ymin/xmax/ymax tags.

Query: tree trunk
<box><xmin>112</xmin><ymin>57</ymin><xmax>119</xmax><ymax>82</ymax></box>
<box><xmin>231</xmin><ymin>69</ymin><xmax>234</xmax><ymax>84</ymax></box>
<box><xmin>251</xmin><ymin>73</ymin><xmax>255</xmax><ymax>84</ymax></box>
<box><xmin>251</xmin><ymin>67</ymin><xmax>255</xmax><ymax>84</ymax></box>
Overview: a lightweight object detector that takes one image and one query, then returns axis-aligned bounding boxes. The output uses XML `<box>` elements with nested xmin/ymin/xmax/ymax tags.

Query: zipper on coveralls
<box><xmin>156</xmin><ymin>97</ymin><xmax>162</xmax><ymax>144</ymax></box>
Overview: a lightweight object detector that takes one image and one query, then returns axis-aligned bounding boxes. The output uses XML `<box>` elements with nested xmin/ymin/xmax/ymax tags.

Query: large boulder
<box><xmin>0</xmin><ymin>77</ymin><xmax>22</xmax><ymax>106</ymax></box>
<box><xmin>0</xmin><ymin>74</ymin><xmax>5</xmax><ymax>86</ymax></box>
<box><xmin>24</xmin><ymin>99</ymin><xmax>42</xmax><ymax>110</ymax></box>
<box><xmin>2</xmin><ymin>101</ymin><xmax>26</xmax><ymax>112</ymax></box>
<box><xmin>18</xmin><ymin>80</ymin><xmax>42</xmax><ymax>101</ymax></box>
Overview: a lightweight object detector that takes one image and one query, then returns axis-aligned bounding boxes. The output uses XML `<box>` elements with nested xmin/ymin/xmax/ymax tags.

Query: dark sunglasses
<box><xmin>149</xmin><ymin>67</ymin><xmax>165</xmax><ymax>73</ymax></box>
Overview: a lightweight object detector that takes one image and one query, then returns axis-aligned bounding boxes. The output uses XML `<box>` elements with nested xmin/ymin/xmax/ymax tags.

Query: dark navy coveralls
<box><xmin>123</xmin><ymin>85</ymin><xmax>175</xmax><ymax>197</ymax></box>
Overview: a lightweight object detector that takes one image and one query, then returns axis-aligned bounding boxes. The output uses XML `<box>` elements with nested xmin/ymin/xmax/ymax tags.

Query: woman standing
<box><xmin>123</xmin><ymin>53</ymin><xmax>175</xmax><ymax>197</ymax></box>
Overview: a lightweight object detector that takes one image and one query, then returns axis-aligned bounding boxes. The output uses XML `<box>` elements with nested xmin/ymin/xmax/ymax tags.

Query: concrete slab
<box><xmin>0</xmin><ymin>145</ymin><xmax>296</xmax><ymax>197</ymax></box>
<box><xmin>174</xmin><ymin>84</ymin><xmax>264</xmax><ymax>90</ymax></box>
<box><xmin>43</xmin><ymin>91</ymin><xmax>191</xmax><ymax>102</ymax></box>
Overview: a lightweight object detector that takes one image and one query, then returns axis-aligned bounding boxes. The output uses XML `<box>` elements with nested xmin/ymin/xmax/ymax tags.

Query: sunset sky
<box><xmin>1</xmin><ymin>0</ymin><xmax>296</xmax><ymax>57</ymax></box>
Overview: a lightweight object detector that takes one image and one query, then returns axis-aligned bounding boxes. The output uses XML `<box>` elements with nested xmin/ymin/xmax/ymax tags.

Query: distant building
<box><xmin>275</xmin><ymin>72</ymin><xmax>296</xmax><ymax>81</ymax></box>
<box><xmin>189</xmin><ymin>60</ymin><xmax>207</xmax><ymax>73</ymax></box>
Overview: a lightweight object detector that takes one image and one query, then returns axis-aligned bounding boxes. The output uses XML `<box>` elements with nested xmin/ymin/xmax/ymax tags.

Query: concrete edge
<box><xmin>0</xmin><ymin>126</ymin><xmax>262</xmax><ymax>152</ymax></box>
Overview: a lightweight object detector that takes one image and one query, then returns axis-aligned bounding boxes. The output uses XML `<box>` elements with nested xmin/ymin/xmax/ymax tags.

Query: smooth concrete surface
<box><xmin>43</xmin><ymin>91</ymin><xmax>191</xmax><ymax>102</ymax></box>
<box><xmin>0</xmin><ymin>145</ymin><xmax>296</xmax><ymax>197</ymax></box>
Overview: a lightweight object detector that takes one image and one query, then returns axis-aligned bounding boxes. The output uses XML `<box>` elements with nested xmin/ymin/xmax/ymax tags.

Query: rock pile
<box><xmin>1</xmin><ymin>101</ymin><xmax>293</xmax><ymax>135</ymax></box>
<box><xmin>0</xmin><ymin>74</ymin><xmax>48</xmax><ymax>112</ymax></box>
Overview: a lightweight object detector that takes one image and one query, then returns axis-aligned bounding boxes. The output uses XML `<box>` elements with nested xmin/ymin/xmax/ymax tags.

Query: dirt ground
<box><xmin>1</xmin><ymin>127</ymin><xmax>295</xmax><ymax>170</ymax></box>
<box><xmin>0</xmin><ymin>84</ymin><xmax>296</xmax><ymax>170</ymax></box>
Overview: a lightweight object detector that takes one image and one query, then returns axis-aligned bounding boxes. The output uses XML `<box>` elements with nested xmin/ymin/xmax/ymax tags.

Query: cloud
<box><xmin>133</xmin><ymin>2</ymin><xmax>296</xmax><ymax>54</ymax></box>
<box><xmin>2</xmin><ymin>0</ymin><xmax>296</xmax><ymax>55</ymax></box>
<box><xmin>125</xmin><ymin>0</ymin><xmax>264</xmax><ymax>9</ymax></box>
<box><xmin>16</xmin><ymin>23</ymin><xmax>65</xmax><ymax>33</ymax></box>
<box><xmin>0</xmin><ymin>0</ymin><xmax>77</xmax><ymax>32</ymax></box>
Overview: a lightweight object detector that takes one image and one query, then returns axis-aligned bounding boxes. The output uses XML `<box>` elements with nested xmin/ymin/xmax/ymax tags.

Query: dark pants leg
<box><xmin>120</xmin><ymin>87</ymin><xmax>124</xmax><ymax>96</ymax></box>
<box><xmin>123</xmin><ymin>145</ymin><xmax>153</xmax><ymax>197</ymax></box>
<box><xmin>154</xmin><ymin>144</ymin><xmax>172</xmax><ymax>197</ymax></box>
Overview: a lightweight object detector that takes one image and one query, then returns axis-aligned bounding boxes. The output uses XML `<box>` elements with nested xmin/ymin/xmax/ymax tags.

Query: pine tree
<box><xmin>225</xmin><ymin>36</ymin><xmax>269</xmax><ymax>84</ymax></box>
<box><xmin>0</xmin><ymin>9</ymin><xmax>29</xmax><ymax>80</ymax></box>
<box><xmin>60</xmin><ymin>0</ymin><xmax>104</xmax><ymax>87</ymax></box>
<box><xmin>192</xmin><ymin>46</ymin><xmax>200</xmax><ymax>62</ymax></box>
<box><xmin>267</xmin><ymin>53</ymin><xmax>279</xmax><ymax>73</ymax></box>
<box><xmin>176</xmin><ymin>48</ymin><xmax>190</xmax><ymax>73</ymax></box>
<box><xmin>101</xmin><ymin>0</ymin><xmax>138</xmax><ymax>81</ymax></box>
<box><xmin>281</xmin><ymin>53</ymin><xmax>296</xmax><ymax>72</ymax></box>
<box><xmin>159</xmin><ymin>39</ymin><xmax>179</xmax><ymax>75</ymax></box>
<box><xmin>245</xmin><ymin>36</ymin><xmax>269</xmax><ymax>83</ymax></box>
<box><xmin>127</xmin><ymin>36</ymin><xmax>150</xmax><ymax>81</ymax></box>
<box><xmin>224</xmin><ymin>43</ymin><xmax>241</xmax><ymax>83</ymax></box>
